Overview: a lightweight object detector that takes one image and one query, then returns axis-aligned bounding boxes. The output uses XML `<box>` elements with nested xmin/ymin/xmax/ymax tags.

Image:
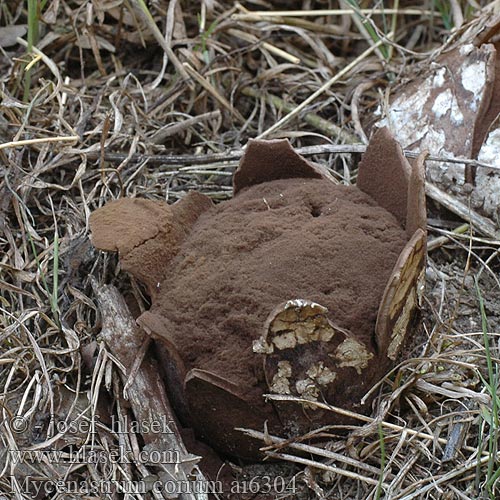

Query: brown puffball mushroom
<box><xmin>90</xmin><ymin>127</ymin><xmax>426</xmax><ymax>460</ymax></box>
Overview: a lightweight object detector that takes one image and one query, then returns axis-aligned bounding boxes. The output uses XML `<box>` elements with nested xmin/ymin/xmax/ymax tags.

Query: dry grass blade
<box><xmin>241</xmin><ymin>87</ymin><xmax>359</xmax><ymax>143</ymax></box>
<box><xmin>233</xmin><ymin>8</ymin><xmax>436</xmax><ymax>18</ymax></box>
<box><xmin>256</xmin><ymin>33</ymin><xmax>393</xmax><ymax>139</ymax></box>
<box><xmin>183</xmin><ymin>63</ymin><xmax>245</xmax><ymax>124</ymax></box>
<box><xmin>0</xmin><ymin>136</ymin><xmax>78</xmax><ymax>150</ymax></box>
<box><xmin>15</xmin><ymin>37</ymin><xmax>63</xmax><ymax>103</ymax></box>
<box><xmin>264</xmin><ymin>393</ymin><xmax>479</xmax><ymax>453</ymax></box>
<box><xmin>227</xmin><ymin>28</ymin><xmax>301</xmax><ymax>64</ymax></box>
<box><xmin>130</xmin><ymin>0</ymin><xmax>191</xmax><ymax>84</ymax></box>
<box><xmin>267</xmin><ymin>451</ymin><xmax>389</xmax><ymax>488</ymax></box>
<box><xmin>237</xmin><ymin>428</ymin><xmax>385</xmax><ymax>476</ymax></box>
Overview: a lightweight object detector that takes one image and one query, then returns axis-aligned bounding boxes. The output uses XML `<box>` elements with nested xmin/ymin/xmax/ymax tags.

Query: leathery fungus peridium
<box><xmin>90</xmin><ymin>127</ymin><xmax>426</xmax><ymax>460</ymax></box>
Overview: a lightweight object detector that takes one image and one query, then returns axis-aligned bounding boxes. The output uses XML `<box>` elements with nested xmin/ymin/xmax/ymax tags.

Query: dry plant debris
<box><xmin>1</xmin><ymin>1</ymin><xmax>500</xmax><ymax>499</ymax></box>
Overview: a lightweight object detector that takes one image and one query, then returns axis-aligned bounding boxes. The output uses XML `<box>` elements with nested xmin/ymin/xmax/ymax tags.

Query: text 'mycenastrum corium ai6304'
<box><xmin>90</xmin><ymin>127</ymin><xmax>426</xmax><ymax>460</ymax></box>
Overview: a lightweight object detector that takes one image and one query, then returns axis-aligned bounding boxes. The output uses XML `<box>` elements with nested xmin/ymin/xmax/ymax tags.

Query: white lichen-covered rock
<box><xmin>374</xmin><ymin>36</ymin><xmax>500</xmax><ymax>224</ymax></box>
<box><xmin>476</xmin><ymin>129</ymin><xmax>500</xmax><ymax>220</ymax></box>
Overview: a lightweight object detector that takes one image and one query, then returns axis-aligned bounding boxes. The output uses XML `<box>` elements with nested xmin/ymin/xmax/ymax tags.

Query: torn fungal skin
<box><xmin>89</xmin><ymin>127</ymin><xmax>427</xmax><ymax>461</ymax></box>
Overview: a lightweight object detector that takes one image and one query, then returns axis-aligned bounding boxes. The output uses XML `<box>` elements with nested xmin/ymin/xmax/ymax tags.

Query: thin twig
<box><xmin>425</xmin><ymin>182</ymin><xmax>499</xmax><ymax>239</ymax></box>
<box><xmin>81</xmin><ymin>143</ymin><xmax>500</xmax><ymax>171</ymax></box>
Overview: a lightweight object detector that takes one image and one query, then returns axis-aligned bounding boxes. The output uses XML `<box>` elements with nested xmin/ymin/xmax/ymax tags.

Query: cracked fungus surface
<box><xmin>155</xmin><ymin>178</ymin><xmax>407</xmax><ymax>396</ymax></box>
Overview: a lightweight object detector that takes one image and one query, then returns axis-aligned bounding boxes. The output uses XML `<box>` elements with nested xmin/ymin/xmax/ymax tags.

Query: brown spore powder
<box><xmin>154</xmin><ymin>178</ymin><xmax>408</xmax><ymax>398</ymax></box>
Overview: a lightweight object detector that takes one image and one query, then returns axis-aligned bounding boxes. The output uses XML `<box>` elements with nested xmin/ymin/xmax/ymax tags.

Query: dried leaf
<box><xmin>0</xmin><ymin>26</ymin><xmax>27</xmax><ymax>48</ymax></box>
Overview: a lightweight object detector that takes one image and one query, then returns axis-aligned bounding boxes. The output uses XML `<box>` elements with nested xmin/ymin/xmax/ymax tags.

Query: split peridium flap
<box><xmin>89</xmin><ymin>191</ymin><xmax>213</xmax><ymax>296</ymax></box>
<box><xmin>359</xmin><ymin>131</ymin><xmax>427</xmax><ymax>358</ymax></box>
<box><xmin>361</xmin><ymin>129</ymin><xmax>427</xmax><ymax>235</ymax></box>
<box><xmin>184</xmin><ymin>368</ymin><xmax>272</xmax><ymax>460</ymax></box>
<box><xmin>233</xmin><ymin>138</ymin><xmax>336</xmax><ymax>194</ymax></box>
<box><xmin>375</xmin><ymin>228</ymin><xmax>426</xmax><ymax>360</ymax></box>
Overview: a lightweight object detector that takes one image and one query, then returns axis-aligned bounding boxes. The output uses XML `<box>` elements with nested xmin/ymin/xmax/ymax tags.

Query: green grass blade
<box><xmin>375</xmin><ymin>422</ymin><xmax>386</xmax><ymax>500</ymax></box>
<box><xmin>475</xmin><ymin>277</ymin><xmax>499</xmax><ymax>498</ymax></box>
